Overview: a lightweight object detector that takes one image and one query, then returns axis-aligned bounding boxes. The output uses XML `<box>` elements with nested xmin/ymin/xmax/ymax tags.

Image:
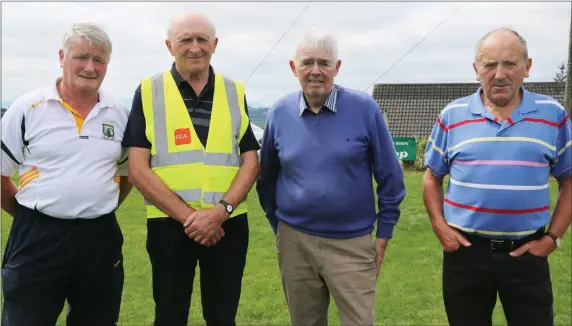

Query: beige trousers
<box><xmin>276</xmin><ymin>220</ymin><xmax>377</xmax><ymax>326</ymax></box>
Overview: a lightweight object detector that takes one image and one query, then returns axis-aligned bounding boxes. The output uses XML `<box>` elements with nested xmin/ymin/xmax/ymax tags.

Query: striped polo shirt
<box><xmin>425</xmin><ymin>86</ymin><xmax>571</xmax><ymax>239</ymax></box>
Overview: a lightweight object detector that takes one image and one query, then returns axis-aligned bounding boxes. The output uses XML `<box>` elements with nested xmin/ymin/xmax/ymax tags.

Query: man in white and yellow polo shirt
<box><xmin>1</xmin><ymin>22</ymin><xmax>131</xmax><ymax>326</ymax></box>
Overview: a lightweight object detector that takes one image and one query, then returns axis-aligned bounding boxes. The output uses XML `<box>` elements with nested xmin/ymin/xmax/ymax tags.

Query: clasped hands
<box><xmin>182</xmin><ymin>205</ymin><xmax>228</xmax><ymax>247</ymax></box>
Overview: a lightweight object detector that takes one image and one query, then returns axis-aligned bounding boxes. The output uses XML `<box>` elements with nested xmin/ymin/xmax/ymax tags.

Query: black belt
<box><xmin>16</xmin><ymin>202</ymin><xmax>115</xmax><ymax>225</ymax></box>
<box><xmin>457</xmin><ymin>228</ymin><xmax>546</xmax><ymax>252</ymax></box>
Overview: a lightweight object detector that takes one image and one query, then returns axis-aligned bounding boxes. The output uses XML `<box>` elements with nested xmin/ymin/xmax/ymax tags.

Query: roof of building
<box><xmin>372</xmin><ymin>82</ymin><xmax>565</xmax><ymax>138</ymax></box>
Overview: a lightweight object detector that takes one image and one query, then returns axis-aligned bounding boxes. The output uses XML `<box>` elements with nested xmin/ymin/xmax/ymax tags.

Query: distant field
<box><xmin>1</xmin><ymin>172</ymin><xmax>570</xmax><ymax>325</ymax></box>
<box><xmin>250</xmin><ymin>119</ymin><xmax>266</xmax><ymax>128</ymax></box>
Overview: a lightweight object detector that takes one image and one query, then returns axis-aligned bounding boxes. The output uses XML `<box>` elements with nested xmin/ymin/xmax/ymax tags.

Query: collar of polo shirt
<box><xmin>469</xmin><ymin>86</ymin><xmax>538</xmax><ymax>117</ymax></box>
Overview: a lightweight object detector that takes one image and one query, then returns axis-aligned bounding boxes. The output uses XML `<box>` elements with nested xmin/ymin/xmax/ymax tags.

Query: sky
<box><xmin>1</xmin><ymin>1</ymin><xmax>571</xmax><ymax>109</ymax></box>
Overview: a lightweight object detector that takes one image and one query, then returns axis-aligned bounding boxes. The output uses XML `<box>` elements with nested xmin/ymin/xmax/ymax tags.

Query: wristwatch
<box><xmin>545</xmin><ymin>231</ymin><xmax>560</xmax><ymax>247</ymax></box>
<box><xmin>219</xmin><ymin>199</ymin><xmax>234</xmax><ymax>215</ymax></box>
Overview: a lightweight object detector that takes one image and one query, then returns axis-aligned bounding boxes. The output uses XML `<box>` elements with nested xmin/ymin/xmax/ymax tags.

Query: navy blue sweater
<box><xmin>256</xmin><ymin>85</ymin><xmax>406</xmax><ymax>239</ymax></box>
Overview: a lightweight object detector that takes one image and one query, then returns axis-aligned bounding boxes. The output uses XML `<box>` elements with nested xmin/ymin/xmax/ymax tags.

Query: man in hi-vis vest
<box><xmin>122</xmin><ymin>12</ymin><xmax>260</xmax><ymax>326</ymax></box>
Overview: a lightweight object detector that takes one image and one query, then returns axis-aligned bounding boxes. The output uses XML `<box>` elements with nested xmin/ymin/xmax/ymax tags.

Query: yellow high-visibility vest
<box><xmin>141</xmin><ymin>71</ymin><xmax>250</xmax><ymax>218</ymax></box>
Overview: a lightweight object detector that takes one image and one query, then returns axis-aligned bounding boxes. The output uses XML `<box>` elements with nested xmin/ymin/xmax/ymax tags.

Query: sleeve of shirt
<box><xmin>424</xmin><ymin>113</ymin><xmax>450</xmax><ymax>179</ymax></box>
<box><xmin>368</xmin><ymin>101</ymin><xmax>406</xmax><ymax>239</ymax></box>
<box><xmin>116</xmin><ymin>147</ymin><xmax>129</xmax><ymax>176</ymax></box>
<box><xmin>255</xmin><ymin>105</ymin><xmax>280</xmax><ymax>234</ymax></box>
<box><xmin>121</xmin><ymin>85</ymin><xmax>151</xmax><ymax>149</ymax></box>
<box><xmin>1</xmin><ymin>99</ymin><xmax>26</xmax><ymax>177</ymax></box>
<box><xmin>239</xmin><ymin>97</ymin><xmax>261</xmax><ymax>154</ymax></box>
<box><xmin>551</xmin><ymin>111</ymin><xmax>571</xmax><ymax>180</ymax></box>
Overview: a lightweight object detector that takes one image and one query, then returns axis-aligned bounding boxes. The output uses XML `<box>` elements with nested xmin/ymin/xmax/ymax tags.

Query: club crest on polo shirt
<box><xmin>102</xmin><ymin>123</ymin><xmax>117</xmax><ymax>141</ymax></box>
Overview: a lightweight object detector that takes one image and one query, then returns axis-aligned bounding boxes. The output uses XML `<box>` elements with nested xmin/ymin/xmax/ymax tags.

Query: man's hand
<box><xmin>375</xmin><ymin>238</ymin><xmax>389</xmax><ymax>278</ymax></box>
<box><xmin>1</xmin><ymin>176</ymin><xmax>19</xmax><ymax>217</ymax></box>
<box><xmin>509</xmin><ymin>236</ymin><xmax>557</xmax><ymax>258</ymax></box>
<box><xmin>433</xmin><ymin>222</ymin><xmax>471</xmax><ymax>252</ymax></box>
<box><xmin>183</xmin><ymin>206</ymin><xmax>227</xmax><ymax>246</ymax></box>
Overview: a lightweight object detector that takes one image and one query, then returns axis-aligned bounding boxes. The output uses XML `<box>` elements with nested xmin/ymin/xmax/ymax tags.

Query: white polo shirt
<box><xmin>1</xmin><ymin>78</ymin><xmax>130</xmax><ymax>219</ymax></box>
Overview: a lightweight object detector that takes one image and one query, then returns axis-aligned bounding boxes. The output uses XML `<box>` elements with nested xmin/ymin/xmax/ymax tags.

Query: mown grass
<box><xmin>1</xmin><ymin>172</ymin><xmax>570</xmax><ymax>325</ymax></box>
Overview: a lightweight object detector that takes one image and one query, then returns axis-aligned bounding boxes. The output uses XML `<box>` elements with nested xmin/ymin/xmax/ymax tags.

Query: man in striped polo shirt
<box><xmin>423</xmin><ymin>28</ymin><xmax>571</xmax><ymax>326</ymax></box>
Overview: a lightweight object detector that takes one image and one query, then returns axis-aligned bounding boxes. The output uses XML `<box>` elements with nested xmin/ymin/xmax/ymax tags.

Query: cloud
<box><xmin>1</xmin><ymin>1</ymin><xmax>570</xmax><ymax>108</ymax></box>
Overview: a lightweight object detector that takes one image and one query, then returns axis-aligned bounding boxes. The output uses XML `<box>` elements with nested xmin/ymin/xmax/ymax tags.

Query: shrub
<box><xmin>402</xmin><ymin>160</ymin><xmax>416</xmax><ymax>170</ymax></box>
<box><xmin>414</xmin><ymin>137</ymin><xmax>429</xmax><ymax>171</ymax></box>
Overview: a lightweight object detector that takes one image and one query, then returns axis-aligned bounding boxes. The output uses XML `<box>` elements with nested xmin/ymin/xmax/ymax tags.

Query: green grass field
<box><xmin>1</xmin><ymin>172</ymin><xmax>571</xmax><ymax>325</ymax></box>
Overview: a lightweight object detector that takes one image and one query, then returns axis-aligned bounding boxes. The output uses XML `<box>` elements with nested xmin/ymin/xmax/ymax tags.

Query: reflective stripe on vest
<box><xmin>149</xmin><ymin>150</ymin><xmax>241</xmax><ymax>168</ymax></box>
<box><xmin>144</xmin><ymin>190</ymin><xmax>243</xmax><ymax>206</ymax></box>
<box><xmin>149</xmin><ymin>73</ymin><xmax>242</xmax><ymax>168</ymax></box>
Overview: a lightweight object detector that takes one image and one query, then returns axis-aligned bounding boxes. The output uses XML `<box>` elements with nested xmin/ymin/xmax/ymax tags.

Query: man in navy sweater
<box><xmin>256</xmin><ymin>28</ymin><xmax>406</xmax><ymax>326</ymax></box>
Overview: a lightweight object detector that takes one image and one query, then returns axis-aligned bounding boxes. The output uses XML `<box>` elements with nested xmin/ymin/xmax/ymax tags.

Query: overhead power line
<box><xmin>244</xmin><ymin>2</ymin><xmax>312</xmax><ymax>85</ymax></box>
<box><xmin>363</xmin><ymin>3</ymin><xmax>465</xmax><ymax>93</ymax></box>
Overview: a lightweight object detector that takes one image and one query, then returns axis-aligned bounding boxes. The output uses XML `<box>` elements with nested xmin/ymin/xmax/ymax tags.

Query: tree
<box><xmin>554</xmin><ymin>62</ymin><xmax>567</xmax><ymax>82</ymax></box>
<box><xmin>566</xmin><ymin>2</ymin><xmax>572</xmax><ymax>116</ymax></box>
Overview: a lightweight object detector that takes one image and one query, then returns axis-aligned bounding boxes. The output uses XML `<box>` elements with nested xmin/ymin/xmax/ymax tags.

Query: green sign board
<box><xmin>393</xmin><ymin>137</ymin><xmax>416</xmax><ymax>161</ymax></box>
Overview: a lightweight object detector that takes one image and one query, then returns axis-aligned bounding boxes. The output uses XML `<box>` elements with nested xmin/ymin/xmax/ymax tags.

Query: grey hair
<box><xmin>62</xmin><ymin>22</ymin><xmax>112</xmax><ymax>56</ymax></box>
<box><xmin>294</xmin><ymin>28</ymin><xmax>339</xmax><ymax>62</ymax></box>
<box><xmin>167</xmin><ymin>12</ymin><xmax>217</xmax><ymax>41</ymax></box>
<box><xmin>475</xmin><ymin>27</ymin><xmax>528</xmax><ymax>61</ymax></box>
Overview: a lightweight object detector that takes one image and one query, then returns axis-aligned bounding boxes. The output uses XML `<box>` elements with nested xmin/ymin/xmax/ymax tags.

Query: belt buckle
<box><xmin>490</xmin><ymin>240</ymin><xmax>504</xmax><ymax>251</ymax></box>
<box><xmin>508</xmin><ymin>240</ymin><xmax>518</xmax><ymax>251</ymax></box>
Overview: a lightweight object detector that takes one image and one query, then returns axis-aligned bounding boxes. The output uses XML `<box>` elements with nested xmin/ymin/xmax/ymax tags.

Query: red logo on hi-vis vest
<box><xmin>174</xmin><ymin>128</ymin><xmax>191</xmax><ymax>145</ymax></box>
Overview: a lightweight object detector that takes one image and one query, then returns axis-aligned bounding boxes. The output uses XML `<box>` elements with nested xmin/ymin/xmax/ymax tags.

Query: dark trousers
<box><xmin>1</xmin><ymin>202</ymin><xmax>124</xmax><ymax>326</ymax></box>
<box><xmin>443</xmin><ymin>228</ymin><xmax>554</xmax><ymax>326</ymax></box>
<box><xmin>146</xmin><ymin>214</ymin><xmax>249</xmax><ymax>326</ymax></box>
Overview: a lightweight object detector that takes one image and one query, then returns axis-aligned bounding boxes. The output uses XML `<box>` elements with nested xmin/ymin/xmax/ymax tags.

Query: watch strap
<box><xmin>219</xmin><ymin>199</ymin><xmax>234</xmax><ymax>215</ymax></box>
<box><xmin>545</xmin><ymin>231</ymin><xmax>559</xmax><ymax>246</ymax></box>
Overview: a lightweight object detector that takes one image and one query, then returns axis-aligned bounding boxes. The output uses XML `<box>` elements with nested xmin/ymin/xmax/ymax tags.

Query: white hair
<box><xmin>167</xmin><ymin>12</ymin><xmax>217</xmax><ymax>41</ymax></box>
<box><xmin>294</xmin><ymin>28</ymin><xmax>338</xmax><ymax>62</ymax></box>
<box><xmin>475</xmin><ymin>27</ymin><xmax>528</xmax><ymax>61</ymax></box>
<box><xmin>62</xmin><ymin>22</ymin><xmax>112</xmax><ymax>56</ymax></box>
